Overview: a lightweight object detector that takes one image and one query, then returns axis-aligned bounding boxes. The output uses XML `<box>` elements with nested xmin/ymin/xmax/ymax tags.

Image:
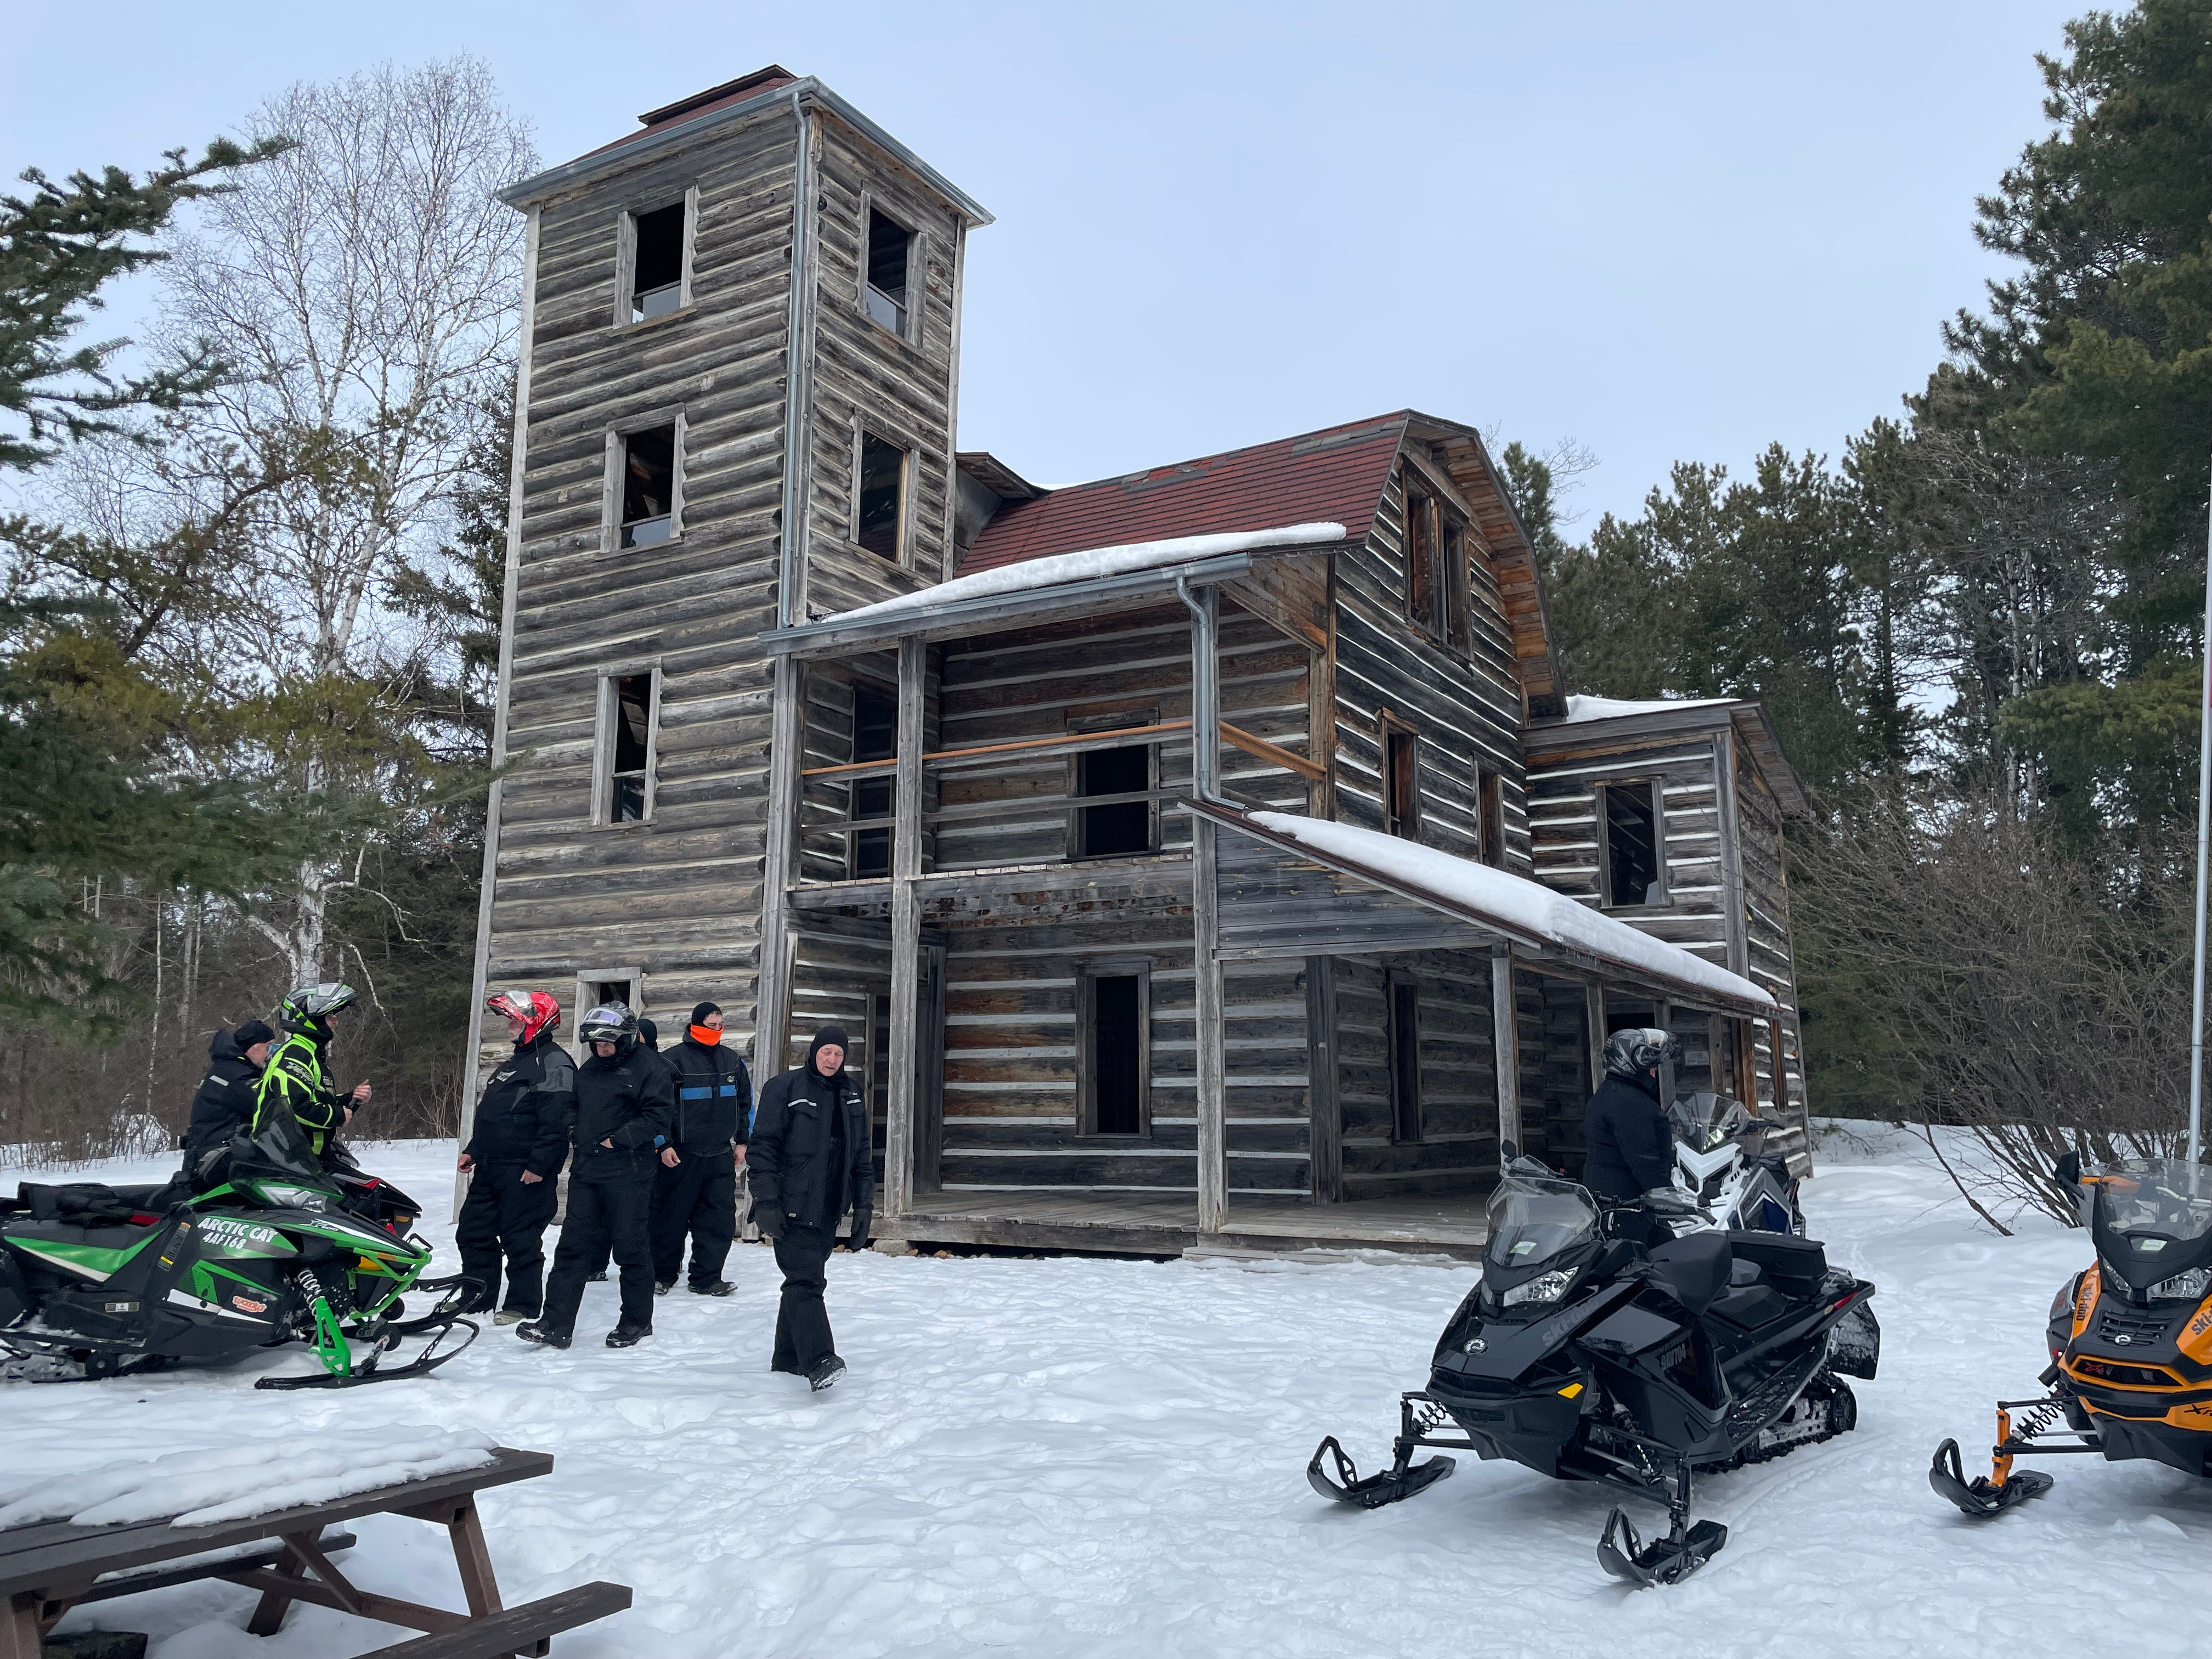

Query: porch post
<box><xmin>1584</xmin><ymin>981</ymin><xmax>1607</xmax><ymax>1095</ymax></box>
<box><xmin>1491</xmin><ymin>945</ymin><xmax>1522</xmax><ymax>1157</ymax></box>
<box><xmin>1189</xmin><ymin>584</ymin><xmax>1228</xmax><ymax>1233</ymax></box>
<box><xmin>757</xmin><ymin>654</ymin><xmax>804</xmax><ymax>1075</ymax></box>
<box><xmin>884</xmin><ymin>635</ymin><xmax>925</xmax><ymax>1221</ymax></box>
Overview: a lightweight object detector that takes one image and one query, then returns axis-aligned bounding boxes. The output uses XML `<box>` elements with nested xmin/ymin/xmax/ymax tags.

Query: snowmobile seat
<box><xmin>18</xmin><ymin>1182</ymin><xmax>147</xmax><ymax>1226</ymax></box>
<box><xmin>1723</xmin><ymin>1231</ymin><xmax>1827</xmax><ymax>1300</ymax></box>
<box><xmin>106</xmin><ymin>1182</ymin><xmax>176</xmax><ymax>1209</ymax></box>
<box><xmin>1710</xmin><ymin>1284</ymin><xmax>1791</xmax><ymax>1328</ymax></box>
<box><xmin>1646</xmin><ymin>1232</ymin><xmax>1732</xmax><ymax>1315</ymax></box>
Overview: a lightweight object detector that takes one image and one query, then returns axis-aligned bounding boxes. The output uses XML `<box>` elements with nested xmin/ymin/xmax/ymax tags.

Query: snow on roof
<box><xmin>1248</xmin><ymin>810</ymin><xmax>1775</xmax><ymax>1012</ymax></box>
<box><xmin>1555</xmin><ymin>694</ymin><xmax>1739</xmax><ymax>724</ymax></box>
<box><xmin>820</xmin><ymin>521</ymin><xmax>1348</xmax><ymax>629</ymax></box>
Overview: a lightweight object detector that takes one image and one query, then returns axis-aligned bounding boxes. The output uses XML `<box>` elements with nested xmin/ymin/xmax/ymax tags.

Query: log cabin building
<box><xmin>463</xmin><ymin>66</ymin><xmax>1814</xmax><ymax>1256</ymax></box>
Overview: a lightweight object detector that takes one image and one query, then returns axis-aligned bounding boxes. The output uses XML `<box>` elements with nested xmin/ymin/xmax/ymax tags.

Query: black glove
<box><xmin>755</xmin><ymin>1206</ymin><xmax>787</xmax><ymax>1242</ymax></box>
<box><xmin>844</xmin><ymin>1208</ymin><xmax>872</xmax><ymax>1251</ymax></box>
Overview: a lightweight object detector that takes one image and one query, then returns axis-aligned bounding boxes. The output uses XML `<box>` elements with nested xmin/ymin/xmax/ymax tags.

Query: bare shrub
<box><xmin>1796</xmin><ymin>785</ymin><xmax>2192</xmax><ymax>1229</ymax></box>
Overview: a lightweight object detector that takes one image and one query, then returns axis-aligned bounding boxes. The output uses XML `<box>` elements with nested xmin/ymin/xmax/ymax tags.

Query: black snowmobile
<box><xmin>1931</xmin><ymin>1153</ymin><xmax>2212</xmax><ymax>1517</ymax></box>
<box><xmin>1309</xmin><ymin>1156</ymin><xmax>1881</xmax><ymax>1585</ymax></box>
<box><xmin>0</xmin><ymin>1119</ymin><xmax>476</xmax><ymax>1388</ymax></box>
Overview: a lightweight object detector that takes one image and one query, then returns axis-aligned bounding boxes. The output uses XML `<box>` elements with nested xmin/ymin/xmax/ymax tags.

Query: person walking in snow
<box><xmin>649</xmin><ymin>1001</ymin><xmax>752</xmax><ymax>1297</ymax></box>
<box><xmin>747</xmin><ymin>1025</ymin><xmax>873</xmax><ymax>1391</ymax></box>
<box><xmin>456</xmin><ymin>991</ymin><xmax>575</xmax><ymax>1325</ymax></box>
<box><xmin>521</xmin><ymin>1003</ymin><xmax>674</xmax><ymax>1351</ymax></box>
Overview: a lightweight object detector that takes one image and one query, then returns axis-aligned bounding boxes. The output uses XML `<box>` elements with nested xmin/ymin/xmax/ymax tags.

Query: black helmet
<box><xmin>280</xmin><ymin>981</ymin><xmax>356</xmax><ymax>1035</ymax></box>
<box><xmin>578</xmin><ymin>1002</ymin><xmax>636</xmax><ymax>1049</ymax></box>
<box><xmin>1603</xmin><ymin>1027</ymin><xmax>1679</xmax><ymax>1079</ymax></box>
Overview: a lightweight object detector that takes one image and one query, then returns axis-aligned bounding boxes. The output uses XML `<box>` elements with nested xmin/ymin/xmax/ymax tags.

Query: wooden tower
<box><xmin>460</xmin><ymin>68</ymin><xmax>992</xmax><ymax>1099</ymax></box>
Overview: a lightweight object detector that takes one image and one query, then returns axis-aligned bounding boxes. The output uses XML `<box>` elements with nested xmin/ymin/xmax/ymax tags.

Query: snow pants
<box><xmin>650</xmin><ymin>1147</ymin><xmax>737</xmax><ymax>1288</ymax></box>
<box><xmin>771</xmin><ymin>1222</ymin><xmax>837</xmax><ymax>1374</ymax></box>
<box><xmin>541</xmin><ymin>1173</ymin><xmax>655</xmax><ymax>1334</ymax></box>
<box><xmin>455</xmin><ymin>1163</ymin><xmax>558</xmax><ymax>1316</ymax></box>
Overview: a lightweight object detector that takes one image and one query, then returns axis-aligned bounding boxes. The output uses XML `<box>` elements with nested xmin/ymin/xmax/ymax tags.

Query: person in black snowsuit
<box><xmin>1583</xmin><ymin>1027</ymin><xmax>1680</xmax><ymax>1242</ymax></box>
<box><xmin>520</xmin><ymin>1004</ymin><xmax>675</xmax><ymax>1351</ymax></box>
<box><xmin>180</xmin><ymin>1020</ymin><xmax>274</xmax><ymax>1176</ymax></box>
<box><xmin>650</xmin><ymin>1001</ymin><xmax>752</xmax><ymax>1297</ymax></box>
<box><xmin>748</xmin><ymin>1025</ymin><xmax>873</xmax><ymax>1390</ymax></box>
<box><xmin>456</xmin><ymin>991</ymin><xmax>575</xmax><ymax>1324</ymax></box>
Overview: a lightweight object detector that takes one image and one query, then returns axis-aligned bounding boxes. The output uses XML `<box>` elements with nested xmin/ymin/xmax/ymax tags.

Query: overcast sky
<box><xmin>3</xmin><ymin>0</ymin><xmax>2085</xmax><ymax>529</ymax></box>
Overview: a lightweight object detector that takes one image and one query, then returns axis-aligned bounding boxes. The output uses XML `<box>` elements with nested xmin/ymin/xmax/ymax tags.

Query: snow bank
<box><xmin>0</xmin><ymin>1429</ymin><xmax>498</xmax><ymax>1528</ymax></box>
<box><xmin>1251</xmin><ymin>809</ymin><xmax>1774</xmax><ymax>1009</ymax></box>
<box><xmin>1555</xmin><ymin>693</ymin><xmax>1739</xmax><ymax>723</ymax></box>
<box><xmin>819</xmin><ymin>521</ymin><xmax>1346</xmax><ymax>628</ymax></box>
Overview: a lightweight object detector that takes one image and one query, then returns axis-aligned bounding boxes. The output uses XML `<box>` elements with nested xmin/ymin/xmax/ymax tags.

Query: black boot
<box><xmin>806</xmin><ymin>1355</ymin><xmax>846</xmax><ymax>1392</ymax></box>
<box><xmin>606</xmin><ymin>1321</ymin><xmax>652</xmax><ymax>1348</ymax></box>
<box><xmin>653</xmin><ymin>1279</ymin><xmax>674</xmax><ymax>1296</ymax></box>
<box><xmin>691</xmin><ymin>1280</ymin><xmax>735</xmax><ymax>1297</ymax></box>
<box><xmin>516</xmin><ymin>1322</ymin><xmax>571</xmax><ymax>1350</ymax></box>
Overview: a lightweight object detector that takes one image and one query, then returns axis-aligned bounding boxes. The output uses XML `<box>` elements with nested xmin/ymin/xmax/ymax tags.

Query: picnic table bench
<box><xmin>1</xmin><ymin>1447</ymin><xmax>629</xmax><ymax>1659</ymax></box>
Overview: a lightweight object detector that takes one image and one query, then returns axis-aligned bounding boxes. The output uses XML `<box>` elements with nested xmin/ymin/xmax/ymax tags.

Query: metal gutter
<box><xmin>496</xmin><ymin>77</ymin><xmax>994</xmax><ymax>226</ymax></box>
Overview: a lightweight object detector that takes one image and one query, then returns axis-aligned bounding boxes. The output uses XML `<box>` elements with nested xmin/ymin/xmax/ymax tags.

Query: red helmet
<box><xmin>486</xmin><ymin>989</ymin><xmax>561</xmax><ymax>1045</ymax></box>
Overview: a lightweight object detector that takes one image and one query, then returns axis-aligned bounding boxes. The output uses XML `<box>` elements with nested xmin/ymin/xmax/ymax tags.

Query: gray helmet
<box><xmin>578</xmin><ymin>1002</ymin><xmax>636</xmax><ymax>1048</ymax></box>
<box><xmin>1604</xmin><ymin>1027</ymin><xmax>1679</xmax><ymax>1079</ymax></box>
<box><xmin>280</xmin><ymin>981</ymin><xmax>356</xmax><ymax>1034</ymax></box>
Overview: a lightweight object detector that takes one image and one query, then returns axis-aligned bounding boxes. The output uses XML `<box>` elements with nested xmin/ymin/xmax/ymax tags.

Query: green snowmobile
<box><xmin>0</xmin><ymin>1119</ymin><xmax>477</xmax><ymax>1388</ymax></box>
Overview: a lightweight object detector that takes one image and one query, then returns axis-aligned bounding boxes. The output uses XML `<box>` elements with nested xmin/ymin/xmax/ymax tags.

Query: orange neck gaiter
<box><xmin>689</xmin><ymin>1025</ymin><xmax>723</xmax><ymax>1046</ymax></box>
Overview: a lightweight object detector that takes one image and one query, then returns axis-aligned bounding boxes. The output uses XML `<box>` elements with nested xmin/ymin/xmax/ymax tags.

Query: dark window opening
<box><xmin>850</xmin><ymin>682</ymin><xmax>895</xmax><ymax>878</ymax></box>
<box><xmin>631</xmin><ymin>201</ymin><xmax>686</xmax><ymax>321</ymax></box>
<box><xmin>590</xmin><ymin>979</ymin><xmax>634</xmax><ymax>1013</ymax></box>
<box><xmin>1385</xmin><ymin>727</ymin><xmax>1419</xmax><ymax>840</ymax></box>
<box><xmin>608</xmin><ymin>673</ymin><xmax>654</xmax><ymax>822</ymax></box>
<box><xmin>857</xmin><ymin>433</ymin><xmax>906</xmax><ymax>559</ymax></box>
<box><xmin>865</xmin><ymin>208</ymin><xmax>912</xmax><ymax>335</ymax></box>
<box><xmin>1078</xmin><ymin>744</ymin><xmax>1153</xmax><ymax>856</ymax></box>
<box><xmin>620</xmin><ymin>425</ymin><xmax>676</xmax><ymax>548</ymax></box>
<box><xmin>1091</xmin><ymin>974</ymin><xmax>1143</xmax><ymax>1136</ymax></box>
<box><xmin>1444</xmin><ymin>523</ymin><xmax>1470</xmax><ymax>651</ymax></box>
<box><xmin>1604</xmin><ymin>780</ymin><xmax>1663</xmax><ymax>905</ymax></box>
<box><xmin>1389</xmin><ymin>979</ymin><xmax>1422</xmax><ymax>1143</ymax></box>
<box><xmin>870</xmin><ymin>989</ymin><xmax>892</xmax><ymax>1164</ymax></box>
<box><xmin>1478</xmin><ymin>768</ymin><xmax>1505</xmax><ymax>867</ymax></box>
<box><xmin>1405</xmin><ymin>490</ymin><xmax>1436</xmax><ymax>632</ymax></box>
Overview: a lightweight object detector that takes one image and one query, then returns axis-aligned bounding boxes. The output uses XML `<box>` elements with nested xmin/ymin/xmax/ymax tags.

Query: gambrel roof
<box><xmin>961</xmin><ymin>410</ymin><xmax>1567</xmax><ymax>715</ymax></box>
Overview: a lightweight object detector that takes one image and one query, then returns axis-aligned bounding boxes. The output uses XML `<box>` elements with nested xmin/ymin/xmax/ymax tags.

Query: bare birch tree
<box><xmin>155</xmin><ymin>58</ymin><xmax>534</xmax><ymax>986</ymax></box>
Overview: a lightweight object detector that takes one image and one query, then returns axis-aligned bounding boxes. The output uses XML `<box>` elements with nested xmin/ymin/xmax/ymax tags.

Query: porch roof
<box><xmin>760</xmin><ymin>522</ymin><xmax>1348</xmax><ymax>659</ymax></box>
<box><xmin>1193</xmin><ymin>800</ymin><xmax>1778</xmax><ymax>1019</ymax></box>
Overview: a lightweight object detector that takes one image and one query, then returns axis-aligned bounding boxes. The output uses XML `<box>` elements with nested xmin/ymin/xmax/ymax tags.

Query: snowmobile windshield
<box><xmin>2093</xmin><ymin>1159</ymin><xmax>2212</xmax><ymax>1249</ymax></box>
<box><xmin>1485</xmin><ymin>1175</ymin><xmax>1601</xmax><ymax>1274</ymax></box>
<box><xmin>236</xmin><ymin>1116</ymin><xmax>327</xmax><ymax>1184</ymax></box>
<box><xmin>1666</xmin><ymin>1092</ymin><xmax>1757</xmax><ymax>1153</ymax></box>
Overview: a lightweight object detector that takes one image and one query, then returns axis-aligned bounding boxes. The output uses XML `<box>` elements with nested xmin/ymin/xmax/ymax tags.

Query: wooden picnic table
<box><xmin>0</xmin><ymin>1446</ymin><xmax>629</xmax><ymax>1659</ymax></box>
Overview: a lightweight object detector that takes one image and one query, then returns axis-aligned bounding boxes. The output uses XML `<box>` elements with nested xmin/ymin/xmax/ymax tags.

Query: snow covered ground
<box><xmin>10</xmin><ymin>1132</ymin><xmax>2212</xmax><ymax>1659</ymax></box>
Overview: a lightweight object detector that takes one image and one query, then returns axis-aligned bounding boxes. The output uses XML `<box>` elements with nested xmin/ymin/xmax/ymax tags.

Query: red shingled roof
<box><xmin>958</xmin><ymin>414</ymin><xmax>1410</xmax><ymax>577</ymax></box>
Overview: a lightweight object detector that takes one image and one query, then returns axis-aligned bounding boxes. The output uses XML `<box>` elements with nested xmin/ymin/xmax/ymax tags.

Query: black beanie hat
<box><xmin>232</xmin><ymin>1019</ymin><xmax>275</xmax><ymax>1047</ymax></box>
<box><xmin>806</xmin><ymin>1026</ymin><xmax>849</xmax><ymax>1071</ymax></box>
<box><xmin>690</xmin><ymin>1001</ymin><xmax>722</xmax><ymax>1026</ymax></box>
<box><xmin>637</xmin><ymin>1017</ymin><xmax>659</xmax><ymax>1049</ymax></box>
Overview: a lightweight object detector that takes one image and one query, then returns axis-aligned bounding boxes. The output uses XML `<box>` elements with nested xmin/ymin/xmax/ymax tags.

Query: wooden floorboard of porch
<box><xmin>874</xmin><ymin>1190</ymin><xmax>1489</xmax><ymax>1261</ymax></box>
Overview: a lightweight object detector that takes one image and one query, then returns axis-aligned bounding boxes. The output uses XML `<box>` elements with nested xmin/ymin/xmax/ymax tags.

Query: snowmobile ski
<box><xmin>1928</xmin><ymin>1437</ymin><xmax>2056</xmax><ymax>1517</ymax></box>
<box><xmin>1306</xmin><ymin>1434</ymin><xmax>1455</xmax><ymax>1509</ymax></box>
<box><xmin>381</xmin><ymin>1273</ymin><xmax>485</xmax><ymax>1336</ymax></box>
<box><xmin>1597</xmin><ymin>1508</ymin><xmax>1729</xmax><ymax>1587</ymax></box>
<box><xmin>256</xmin><ymin>1316</ymin><xmax>478</xmax><ymax>1391</ymax></box>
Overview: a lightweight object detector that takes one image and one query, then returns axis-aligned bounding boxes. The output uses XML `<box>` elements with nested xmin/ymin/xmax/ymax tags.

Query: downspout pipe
<box><xmin>1176</xmin><ymin>573</ymin><xmax>1230</xmax><ymax>806</ymax></box>
<box><xmin>776</xmin><ymin>87</ymin><xmax>815</xmax><ymax>631</ymax></box>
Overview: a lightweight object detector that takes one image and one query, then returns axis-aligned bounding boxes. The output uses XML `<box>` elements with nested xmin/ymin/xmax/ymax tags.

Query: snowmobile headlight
<box><xmin>2150</xmin><ymin>1267</ymin><xmax>2211</xmax><ymax>1304</ymax></box>
<box><xmin>1502</xmin><ymin>1268</ymin><xmax>1576</xmax><ymax>1307</ymax></box>
<box><xmin>256</xmin><ymin>1182</ymin><xmax>330</xmax><ymax>1211</ymax></box>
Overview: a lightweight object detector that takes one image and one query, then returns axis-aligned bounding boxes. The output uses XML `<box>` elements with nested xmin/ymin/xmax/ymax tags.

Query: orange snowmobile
<box><xmin>1932</xmin><ymin>1154</ymin><xmax>2212</xmax><ymax>1515</ymax></box>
